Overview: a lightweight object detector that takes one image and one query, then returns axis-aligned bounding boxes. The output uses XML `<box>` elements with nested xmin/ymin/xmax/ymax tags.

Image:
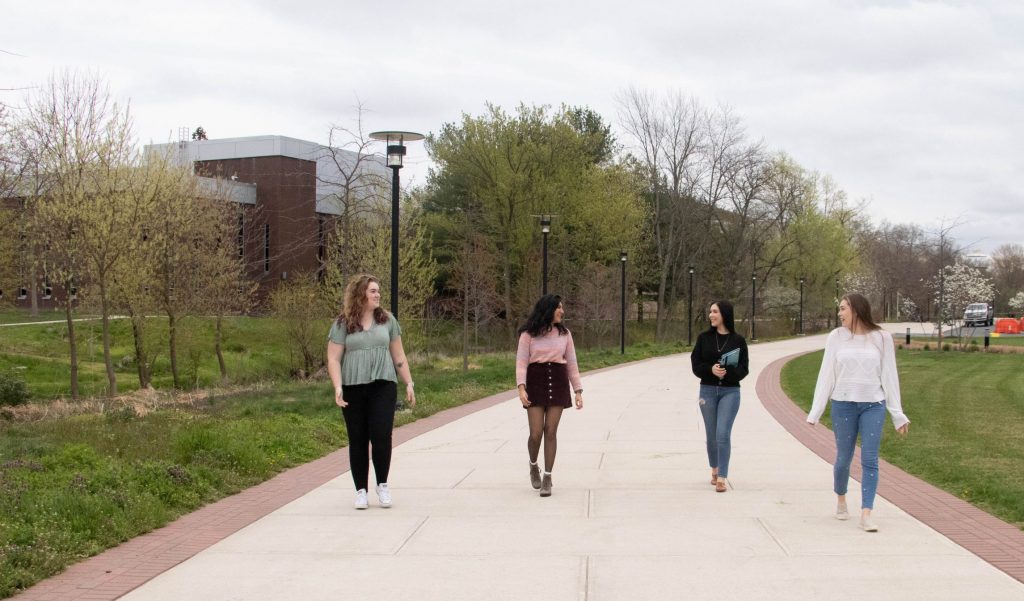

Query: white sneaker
<box><xmin>835</xmin><ymin>504</ymin><xmax>849</xmax><ymax>521</ymax></box>
<box><xmin>354</xmin><ymin>488</ymin><xmax>368</xmax><ymax>510</ymax></box>
<box><xmin>860</xmin><ymin>517</ymin><xmax>879</xmax><ymax>532</ymax></box>
<box><xmin>376</xmin><ymin>483</ymin><xmax>392</xmax><ymax>508</ymax></box>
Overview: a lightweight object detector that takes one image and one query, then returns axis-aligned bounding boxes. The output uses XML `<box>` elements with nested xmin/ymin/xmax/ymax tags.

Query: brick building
<box><xmin>4</xmin><ymin>135</ymin><xmax>386</xmax><ymax>310</ymax></box>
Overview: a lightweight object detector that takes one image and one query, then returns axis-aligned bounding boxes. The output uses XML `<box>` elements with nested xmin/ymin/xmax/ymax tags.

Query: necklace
<box><xmin>715</xmin><ymin>332</ymin><xmax>729</xmax><ymax>352</ymax></box>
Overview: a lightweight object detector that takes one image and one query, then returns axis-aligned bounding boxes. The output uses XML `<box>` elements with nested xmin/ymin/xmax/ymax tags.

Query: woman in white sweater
<box><xmin>807</xmin><ymin>293</ymin><xmax>910</xmax><ymax>532</ymax></box>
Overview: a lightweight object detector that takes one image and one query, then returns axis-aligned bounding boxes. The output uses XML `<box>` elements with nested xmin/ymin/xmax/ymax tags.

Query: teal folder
<box><xmin>718</xmin><ymin>348</ymin><xmax>740</xmax><ymax>367</ymax></box>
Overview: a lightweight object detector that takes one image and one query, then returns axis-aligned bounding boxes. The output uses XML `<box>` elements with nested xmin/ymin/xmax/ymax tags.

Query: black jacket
<box><xmin>690</xmin><ymin>329</ymin><xmax>750</xmax><ymax>387</ymax></box>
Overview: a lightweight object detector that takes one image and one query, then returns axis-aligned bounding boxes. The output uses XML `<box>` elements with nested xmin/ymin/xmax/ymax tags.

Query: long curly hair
<box><xmin>518</xmin><ymin>294</ymin><xmax>568</xmax><ymax>337</ymax></box>
<box><xmin>336</xmin><ymin>274</ymin><xmax>389</xmax><ymax>334</ymax></box>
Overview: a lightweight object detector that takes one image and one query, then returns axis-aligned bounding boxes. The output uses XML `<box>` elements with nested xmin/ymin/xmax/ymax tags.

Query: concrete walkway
<box><xmin>16</xmin><ymin>327</ymin><xmax>1024</xmax><ymax>600</ymax></box>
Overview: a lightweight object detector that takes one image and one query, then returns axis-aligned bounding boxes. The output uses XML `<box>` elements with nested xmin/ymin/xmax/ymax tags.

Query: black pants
<box><xmin>341</xmin><ymin>380</ymin><xmax>396</xmax><ymax>490</ymax></box>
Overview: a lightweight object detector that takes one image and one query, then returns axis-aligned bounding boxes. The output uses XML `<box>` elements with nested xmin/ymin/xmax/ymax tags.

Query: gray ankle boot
<box><xmin>539</xmin><ymin>473</ymin><xmax>552</xmax><ymax>497</ymax></box>
<box><xmin>530</xmin><ymin>463</ymin><xmax>541</xmax><ymax>490</ymax></box>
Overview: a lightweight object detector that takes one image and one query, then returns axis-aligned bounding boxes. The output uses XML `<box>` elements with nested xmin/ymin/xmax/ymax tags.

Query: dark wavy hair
<box><xmin>705</xmin><ymin>299</ymin><xmax>736</xmax><ymax>335</ymax></box>
<box><xmin>518</xmin><ymin>294</ymin><xmax>568</xmax><ymax>337</ymax></box>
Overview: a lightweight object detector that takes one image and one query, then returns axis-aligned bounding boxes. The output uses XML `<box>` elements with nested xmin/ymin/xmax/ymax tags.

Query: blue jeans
<box><xmin>698</xmin><ymin>385</ymin><xmax>741</xmax><ymax>478</ymax></box>
<box><xmin>831</xmin><ymin>400</ymin><xmax>886</xmax><ymax>509</ymax></box>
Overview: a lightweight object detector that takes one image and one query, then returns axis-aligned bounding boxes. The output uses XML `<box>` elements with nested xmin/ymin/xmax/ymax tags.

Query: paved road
<box><xmin>119</xmin><ymin>325</ymin><xmax>1024</xmax><ymax>601</ymax></box>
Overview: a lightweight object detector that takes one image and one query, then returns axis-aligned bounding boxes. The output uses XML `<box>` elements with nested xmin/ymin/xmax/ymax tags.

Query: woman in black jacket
<box><xmin>690</xmin><ymin>300</ymin><xmax>749</xmax><ymax>492</ymax></box>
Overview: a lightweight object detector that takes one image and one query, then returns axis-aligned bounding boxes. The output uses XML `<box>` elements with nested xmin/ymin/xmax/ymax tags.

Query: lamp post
<box><xmin>751</xmin><ymin>272</ymin><xmax>757</xmax><ymax>341</ymax></box>
<box><xmin>688</xmin><ymin>265</ymin><xmax>695</xmax><ymax>346</ymax></box>
<box><xmin>369</xmin><ymin>130</ymin><xmax>423</xmax><ymax>318</ymax></box>
<box><xmin>799</xmin><ymin>276</ymin><xmax>805</xmax><ymax>335</ymax></box>
<box><xmin>540</xmin><ymin>215</ymin><xmax>551</xmax><ymax>295</ymax></box>
<box><xmin>620</xmin><ymin>251</ymin><xmax>627</xmax><ymax>354</ymax></box>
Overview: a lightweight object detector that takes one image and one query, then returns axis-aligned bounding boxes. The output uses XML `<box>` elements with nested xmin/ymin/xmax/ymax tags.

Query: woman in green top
<box><xmin>327</xmin><ymin>274</ymin><xmax>416</xmax><ymax>510</ymax></box>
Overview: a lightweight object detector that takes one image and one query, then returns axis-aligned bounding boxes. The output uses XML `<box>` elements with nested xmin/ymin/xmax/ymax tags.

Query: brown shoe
<box><xmin>715</xmin><ymin>477</ymin><xmax>728</xmax><ymax>493</ymax></box>
<box><xmin>710</xmin><ymin>471</ymin><xmax>718</xmax><ymax>486</ymax></box>
<box><xmin>539</xmin><ymin>474</ymin><xmax>552</xmax><ymax>497</ymax></box>
<box><xmin>530</xmin><ymin>463</ymin><xmax>541</xmax><ymax>490</ymax></box>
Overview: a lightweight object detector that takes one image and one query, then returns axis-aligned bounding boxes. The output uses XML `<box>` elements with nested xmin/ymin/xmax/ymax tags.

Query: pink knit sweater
<box><xmin>515</xmin><ymin>329</ymin><xmax>583</xmax><ymax>391</ymax></box>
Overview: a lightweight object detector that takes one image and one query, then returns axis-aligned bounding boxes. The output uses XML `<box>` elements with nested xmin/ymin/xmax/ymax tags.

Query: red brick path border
<box><xmin>757</xmin><ymin>351</ymin><xmax>1024</xmax><ymax>584</ymax></box>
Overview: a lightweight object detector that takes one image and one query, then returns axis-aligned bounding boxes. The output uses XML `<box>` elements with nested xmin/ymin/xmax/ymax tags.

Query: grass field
<box><xmin>781</xmin><ymin>349</ymin><xmax>1024</xmax><ymax>530</ymax></box>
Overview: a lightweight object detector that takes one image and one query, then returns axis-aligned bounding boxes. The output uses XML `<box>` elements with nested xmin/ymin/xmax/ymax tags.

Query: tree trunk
<box><xmin>30</xmin><ymin>280</ymin><xmax>39</xmax><ymax>317</ymax></box>
<box><xmin>502</xmin><ymin>257</ymin><xmax>515</xmax><ymax>342</ymax></box>
<box><xmin>130</xmin><ymin>312</ymin><xmax>151</xmax><ymax>389</ymax></box>
<box><xmin>64</xmin><ymin>296</ymin><xmax>80</xmax><ymax>400</ymax></box>
<box><xmin>655</xmin><ymin>269</ymin><xmax>669</xmax><ymax>341</ymax></box>
<box><xmin>99</xmin><ymin>285</ymin><xmax>117</xmax><ymax>397</ymax></box>
<box><xmin>215</xmin><ymin>314</ymin><xmax>227</xmax><ymax>381</ymax></box>
<box><xmin>169</xmin><ymin>311</ymin><xmax>180</xmax><ymax>388</ymax></box>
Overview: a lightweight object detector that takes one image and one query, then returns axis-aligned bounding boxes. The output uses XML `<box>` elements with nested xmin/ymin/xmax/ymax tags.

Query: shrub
<box><xmin>943</xmin><ymin>343</ymin><xmax>952</xmax><ymax>352</ymax></box>
<box><xmin>923</xmin><ymin>343</ymin><xmax>931</xmax><ymax>351</ymax></box>
<box><xmin>0</xmin><ymin>373</ymin><xmax>30</xmax><ymax>406</ymax></box>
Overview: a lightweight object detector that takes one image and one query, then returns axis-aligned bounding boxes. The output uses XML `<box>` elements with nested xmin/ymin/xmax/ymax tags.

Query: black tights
<box><xmin>341</xmin><ymin>380</ymin><xmax>396</xmax><ymax>490</ymax></box>
<box><xmin>527</xmin><ymin>405</ymin><xmax>564</xmax><ymax>472</ymax></box>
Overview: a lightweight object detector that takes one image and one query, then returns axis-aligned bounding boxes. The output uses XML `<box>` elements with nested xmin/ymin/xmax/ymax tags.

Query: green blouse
<box><xmin>327</xmin><ymin>315</ymin><xmax>402</xmax><ymax>386</ymax></box>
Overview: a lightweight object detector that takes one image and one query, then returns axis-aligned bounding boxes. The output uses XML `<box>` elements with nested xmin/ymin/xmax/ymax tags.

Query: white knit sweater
<box><xmin>807</xmin><ymin>327</ymin><xmax>910</xmax><ymax>430</ymax></box>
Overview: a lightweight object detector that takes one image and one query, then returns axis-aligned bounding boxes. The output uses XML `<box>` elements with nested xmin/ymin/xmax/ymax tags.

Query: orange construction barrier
<box><xmin>995</xmin><ymin>318</ymin><xmax>1020</xmax><ymax>334</ymax></box>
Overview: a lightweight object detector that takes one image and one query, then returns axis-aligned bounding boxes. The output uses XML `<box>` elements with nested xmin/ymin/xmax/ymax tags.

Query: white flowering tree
<box><xmin>1008</xmin><ymin>291</ymin><xmax>1024</xmax><ymax>314</ymax></box>
<box><xmin>932</xmin><ymin>261</ymin><xmax>996</xmax><ymax>345</ymax></box>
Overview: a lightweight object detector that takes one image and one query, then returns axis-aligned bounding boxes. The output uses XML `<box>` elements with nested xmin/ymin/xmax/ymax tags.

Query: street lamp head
<box><xmin>752</xmin><ymin>273</ymin><xmax>756</xmax><ymax>281</ymax></box>
<box><xmin>799</xmin><ymin>277</ymin><xmax>804</xmax><ymax>285</ymax></box>
<box><xmin>689</xmin><ymin>265</ymin><xmax>694</xmax><ymax>275</ymax></box>
<box><xmin>369</xmin><ymin>131</ymin><xmax>424</xmax><ymax>169</ymax></box>
<box><xmin>620</xmin><ymin>250</ymin><xmax>627</xmax><ymax>262</ymax></box>
<box><xmin>541</xmin><ymin>215</ymin><xmax>551</xmax><ymax>234</ymax></box>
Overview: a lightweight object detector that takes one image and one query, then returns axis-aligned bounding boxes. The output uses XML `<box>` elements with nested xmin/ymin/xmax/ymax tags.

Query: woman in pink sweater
<box><xmin>516</xmin><ymin>294</ymin><xmax>584</xmax><ymax>497</ymax></box>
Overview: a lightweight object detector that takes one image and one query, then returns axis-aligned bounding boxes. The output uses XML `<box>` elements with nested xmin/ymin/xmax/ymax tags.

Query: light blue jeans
<box><xmin>698</xmin><ymin>385</ymin><xmax>741</xmax><ymax>478</ymax></box>
<box><xmin>831</xmin><ymin>400</ymin><xmax>886</xmax><ymax>509</ymax></box>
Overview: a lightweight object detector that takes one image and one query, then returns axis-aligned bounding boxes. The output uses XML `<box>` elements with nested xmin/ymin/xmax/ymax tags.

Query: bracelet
<box><xmin>406</xmin><ymin>381</ymin><xmax>414</xmax><ymax>388</ymax></box>
<box><xmin>575</xmin><ymin>389</ymin><xmax>583</xmax><ymax>394</ymax></box>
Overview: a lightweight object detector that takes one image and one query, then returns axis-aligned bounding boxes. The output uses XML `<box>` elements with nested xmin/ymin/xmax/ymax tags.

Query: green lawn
<box><xmin>781</xmin><ymin>349</ymin><xmax>1024</xmax><ymax>529</ymax></box>
<box><xmin>0</xmin><ymin>315</ymin><xmax>298</xmax><ymax>399</ymax></box>
<box><xmin>908</xmin><ymin>335</ymin><xmax>1024</xmax><ymax>348</ymax></box>
<box><xmin>0</xmin><ymin>339</ymin><xmax>686</xmax><ymax>598</ymax></box>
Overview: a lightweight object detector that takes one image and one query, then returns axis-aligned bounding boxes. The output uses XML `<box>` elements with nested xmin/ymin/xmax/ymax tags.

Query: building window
<box><xmin>237</xmin><ymin>211</ymin><xmax>245</xmax><ymax>259</ymax></box>
<box><xmin>18</xmin><ymin>287</ymin><xmax>28</xmax><ymax>300</ymax></box>
<box><xmin>263</xmin><ymin>223</ymin><xmax>270</xmax><ymax>273</ymax></box>
<box><xmin>42</xmin><ymin>279</ymin><xmax>52</xmax><ymax>299</ymax></box>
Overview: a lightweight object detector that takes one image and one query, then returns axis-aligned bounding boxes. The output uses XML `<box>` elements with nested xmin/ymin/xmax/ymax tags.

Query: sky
<box><xmin>4</xmin><ymin>0</ymin><xmax>1022</xmax><ymax>256</ymax></box>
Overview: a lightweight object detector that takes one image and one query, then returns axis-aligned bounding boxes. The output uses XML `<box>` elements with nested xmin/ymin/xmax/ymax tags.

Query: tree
<box><xmin>991</xmin><ymin>244</ymin><xmax>1024</xmax><ymax>314</ymax></box>
<box><xmin>932</xmin><ymin>261</ymin><xmax>995</xmax><ymax>346</ymax></box>
<box><xmin>317</xmin><ymin>102</ymin><xmax>390</xmax><ymax>286</ymax></box>
<box><xmin>0</xmin><ymin>105</ymin><xmax>23</xmax><ymax>306</ymax></box>
<box><xmin>427</xmin><ymin>103</ymin><xmax>643</xmax><ymax>340</ymax></box>
<box><xmin>1008</xmin><ymin>291</ymin><xmax>1024</xmax><ymax>314</ymax></box>
<box><xmin>20</xmin><ymin>71</ymin><xmax>137</xmax><ymax>397</ymax></box>
<box><xmin>271</xmin><ymin>272</ymin><xmax>328</xmax><ymax>378</ymax></box>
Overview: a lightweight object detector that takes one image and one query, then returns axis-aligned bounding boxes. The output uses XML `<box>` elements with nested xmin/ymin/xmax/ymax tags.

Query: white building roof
<box><xmin>146</xmin><ymin>135</ymin><xmax>388</xmax><ymax>216</ymax></box>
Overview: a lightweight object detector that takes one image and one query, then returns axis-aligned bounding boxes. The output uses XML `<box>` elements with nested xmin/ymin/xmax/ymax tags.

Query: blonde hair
<box><xmin>337</xmin><ymin>274</ymin><xmax>389</xmax><ymax>334</ymax></box>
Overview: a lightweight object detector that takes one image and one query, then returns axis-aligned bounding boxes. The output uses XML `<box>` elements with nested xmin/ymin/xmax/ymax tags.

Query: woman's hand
<box><xmin>406</xmin><ymin>382</ymin><xmax>417</xmax><ymax>408</ymax></box>
<box><xmin>335</xmin><ymin>388</ymin><xmax>348</xmax><ymax>408</ymax></box>
<box><xmin>519</xmin><ymin>386</ymin><xmax>531</xmax><ymax>408</ymax></box>
<box><xmin>574</xmin><ymin>391</ymin><xmax>583</xmax><ymax>410</ymax></box>
<box><xmin>711</xmin><ymin>363</ymin><xmax>726</xmax><ymax>379</ymax></box>
<box><xmin>896</xmin><ymin>423</ymin><xmax>909</xmax><ymax>435</ymax></box>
